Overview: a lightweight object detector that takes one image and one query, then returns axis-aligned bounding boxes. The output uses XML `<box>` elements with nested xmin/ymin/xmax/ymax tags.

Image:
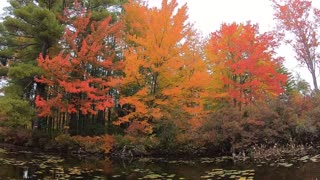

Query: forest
<box><xmin>0</xmin><ymin>0</ymin><xmax>320</xmax><ymax>158</ymax></box>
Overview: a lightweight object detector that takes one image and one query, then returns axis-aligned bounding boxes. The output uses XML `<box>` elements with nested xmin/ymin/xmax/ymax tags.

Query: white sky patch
<box><xmin>147</xmin><ymin>0</ymin><xmax>274</xmax><ymax>34</ymax></box>
<box><xmin>181</xmin><ymin>0</ymin><xmax>274</xmax><ymax>35</ymax></box>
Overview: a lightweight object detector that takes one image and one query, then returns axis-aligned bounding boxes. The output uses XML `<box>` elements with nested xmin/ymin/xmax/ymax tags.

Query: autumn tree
<box><xmin>120</xmin><ymin>0</ymin><xmax>209</xmax><ymax>136</ymax></box>
<box><xmin>272</xmin><ymin>0</ymin><xmax>320</xmax><ymax>91</ymax></box>
<box><xmin>35</xmin><ymin>2</ymin><xmax>123</xmax><ymax>135</ymax></box>
<box><xmin>206</xmin><ymin>23</ymin><xmax>287</xmax><ymax>109</ymax></box>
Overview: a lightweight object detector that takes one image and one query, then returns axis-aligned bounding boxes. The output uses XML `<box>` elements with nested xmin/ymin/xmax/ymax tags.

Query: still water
<box><xmin>0</xmin><ymin>148</ymin><xmax>320</xmax><ymax>180</ymax></box>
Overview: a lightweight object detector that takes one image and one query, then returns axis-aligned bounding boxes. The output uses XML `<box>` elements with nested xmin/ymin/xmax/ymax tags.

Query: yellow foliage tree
<box><xmin>118</xmin><ymin>0</ymin><xmax>209</xmax><ymax>133</ymax></box>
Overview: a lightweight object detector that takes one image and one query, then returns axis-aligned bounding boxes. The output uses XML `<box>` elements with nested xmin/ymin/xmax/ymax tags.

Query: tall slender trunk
<box><xmin>37</xmin><ymin>41</ymin><xmax>49</xmax><ymax>97</ymax></box>
<box><xmin>152</xmin><ymin>72</ymin><xmax>158</xmax><ymax>96</ymax></box>
<box><xmin>69</xmin><ymin>113</ymin><xmax>78</xmax><ymax>135</ymax></box>
<box><xmin>107</xmin><ymin>108</ymin><xmax>112</xmax><ymax>132</ymax></box>
<box><xmin>311</xmin><ymin>70</ymin><xmax>319</xmax><ymax>92</ymax></box>
<box><xmin>97</xmin><ymin>110</ymin><xmax>105</xmax><ymax>126</ymax></box>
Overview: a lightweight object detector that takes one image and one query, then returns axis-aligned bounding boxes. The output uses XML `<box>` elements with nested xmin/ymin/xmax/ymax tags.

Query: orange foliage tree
<box><xmin>272</xmin><ymin>0</ymin><xmax>320</xmax><ymax>91</ymax></box>
<box><xmin>119</xmin><ymin>0</ymin><xmax>209</xmax><ymax>133</ymax></box>
<box><xmin>35</xmin><ymin>3</ymin><xmax>123</xmax><ymax>134</ymax></box>
<box><xmin>206</xmin><ymin>23</ymin><xmax>287</xmax><ymax>109</ymax></box>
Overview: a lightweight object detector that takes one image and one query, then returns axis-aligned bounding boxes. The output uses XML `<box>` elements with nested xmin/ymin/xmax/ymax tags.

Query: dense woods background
<box><xmin>0</xmin><ymin>0</ymin><xmax>320</xmax><ymax>156</ymax></box>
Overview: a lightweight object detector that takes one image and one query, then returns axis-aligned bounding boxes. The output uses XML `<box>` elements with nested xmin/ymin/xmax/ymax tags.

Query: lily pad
<box><xmin>0</xmin><ymin>148</ymin><xmax>7</xmax><ymax>154</ymax></box>
<box><xmin>143</xmin><ymin>174</ymin><xmax>163</xmax><ymax>179</ymax></box>
<box><xmin>299</xmin><ymin>156</ymin><xmax>309</xmax><ymax>161</ymax></box>
<box><xmin>278</xmin><ymin>162</ymin><xmax>293</xmax><ymax>167</ymax></box>
<box><xmin>200</xmin><ymin>175</ymin><xmax>212</xmax><ymax>178</ymax></box>
<box><xmin>310</xmin><ymin>158</ymin><xmax>320</xmax><ymax>162</ymax></box>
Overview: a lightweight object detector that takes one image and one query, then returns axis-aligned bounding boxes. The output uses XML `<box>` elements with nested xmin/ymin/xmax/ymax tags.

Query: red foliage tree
<box><xmin>206</xmin><ymin>23</ymin><xmax>287</xmax><ymax>108</ymax></box>
<box><xmin>272</xmin><ymin>0</ymin><xmax>320</xmax><ymax>91</ymax></box>
<box><xmin>35</xmin><ymin>4</ymin><xmax>123</xmax><ymax>122</ymax></box>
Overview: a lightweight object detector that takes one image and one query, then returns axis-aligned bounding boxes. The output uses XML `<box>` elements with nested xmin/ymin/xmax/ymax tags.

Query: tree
<box><xmin>272</xmin><ymin>0</ymin><xmax>320</xmax><ymax>91</ymax></box>
<box><xmin>0</xmin><ymin>0</ymin><xmax>65</xmax><ymax>132</ymax></box>
<box><xmin>0</xmin><ymin>0</ymin><xmax>65</xmax><ymax>100</ymax></box>
<box><xmin>119</xmin><ymin>0</ymin><xmax>209</xmax><ymax>134</ymax></box>
<box><xmin>81</xmin><ymin>0</ymin><xmax>125</xmax><ymax>21</ymax></box>
<box><xmin>35</xmin><ymin>3</ymin><xmax>123</xmax><ymax>135</ymax></box>
<box><xmin>0</xmin><ymin>96</ymin><xmax>35</xmax><ymax>128</ymax></box>
<box><xmin>206</xmin><ymin>23</ymin><xmax>287</xmax><ymax>109</ymax></box>
<box><xmin>294</xmin><ymin>74</ymin><xmax>311</xmax><ymax>96</ymax></box>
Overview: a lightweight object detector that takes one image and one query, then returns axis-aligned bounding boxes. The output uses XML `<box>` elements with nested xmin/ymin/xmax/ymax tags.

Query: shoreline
<box><xmin>2</xmin><ymin>142</ymin><xmax>318</xmax><ymax>163</ymax></box>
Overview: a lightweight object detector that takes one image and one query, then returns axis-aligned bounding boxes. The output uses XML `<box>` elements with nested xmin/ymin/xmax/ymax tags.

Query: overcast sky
<box><xmin>0</xmin><ymin>0</ymin><xmax>318</xmax><ymax>87</ymax></box>
<box><xmin>160</xmin><ymin>0</ymin><xmax>275</xmax><ymax>35</ymax></box>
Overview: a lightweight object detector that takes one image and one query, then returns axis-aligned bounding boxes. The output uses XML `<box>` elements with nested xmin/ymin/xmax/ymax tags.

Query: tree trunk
<box><xmin>35</xmin><ymin>42</ymin><xmax>50</xmax><ymax>130</ymax></box>
<box><xmin>311</xmin><ymin>70</ymin><xmax>319</xmax><ymax>92</ymax></box>
<box><xmin>69</xmin><ymin>113</ymin><xmax>78</xmax><ymax>135</ymax></box>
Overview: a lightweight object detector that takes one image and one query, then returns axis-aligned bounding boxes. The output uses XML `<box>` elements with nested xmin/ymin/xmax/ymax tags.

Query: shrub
<box><xmin>113</xmin><ymin>134</ymin><xmax>159</xmax><ymax>156</ymax></box>
<box><xmin>30</xmin><ymin>130</ymin><xmax>52</xmax><ymax>148</ymax></box>
<box><xmin>53</xmin><ymin>133</ymin><xmax>77</xmax><ymax>152</ymax></box>
<box><xmin>0</xmin><ymin>127</ymin><xmax>32</xmax><ymax>146</ymax></box>
<box><xmin>0</xmin><ymin>97</ymin><xmax>35</xmax><ymax>128</ymax></box>
<box><xmin>201</xmin><ymin>106</ymin><xmax>243</xmax><ymax>153</ymax></box>
<box><xmin>72</xmin><ymin>135</ymin><xmax>114</xmax><ymax>154</ymax></box>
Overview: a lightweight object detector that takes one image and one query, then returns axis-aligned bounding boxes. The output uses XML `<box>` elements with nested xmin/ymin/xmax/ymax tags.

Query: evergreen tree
<box><xmin>0</xmin><ymin>0</ymin><xmax>65</xmax><ymax>130</ymax></box>
<box><xmin>0</xmin><ymin>0</ymin><xmax>64</xmax><ymax>101</ymax></box>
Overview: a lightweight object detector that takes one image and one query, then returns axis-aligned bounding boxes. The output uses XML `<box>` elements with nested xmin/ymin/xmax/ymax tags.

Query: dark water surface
<box><xmin>0</xmin><ymin>148</ymin><xmax>320</xmax><ymax>180</ymax></box>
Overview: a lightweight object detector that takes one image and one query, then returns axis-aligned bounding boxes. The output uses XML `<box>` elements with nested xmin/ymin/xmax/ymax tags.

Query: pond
<box><xmin>0</xmin><ymin>147</ymin><xmax>320</xmax><ymax>179</ymax></box>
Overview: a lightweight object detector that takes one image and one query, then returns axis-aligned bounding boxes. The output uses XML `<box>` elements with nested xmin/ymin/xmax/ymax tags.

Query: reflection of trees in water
<box><xmin>76</xmin><ymin>157</ymin><xmax>114</xmax><ymax>174</ymax></box>
<box><xmin>23</xmin><ymin>167</ymin><xmax>28</xmax><ymax>179</ymax></box>
<box><xmin>2</xmin><ymin>148</ymin><xmax>320</xmax><ymax>179</ymax></box>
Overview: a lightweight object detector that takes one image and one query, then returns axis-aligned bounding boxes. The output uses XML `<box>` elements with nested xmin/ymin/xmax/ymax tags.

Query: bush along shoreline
<box><xmin>1</xmin><ymin>129</ymin><xmax>320</xmax><ymax>163</ymax></box>
<box><xmin>1</xmin><ymin>135</ymin><xmax>320</xmax><ymax>164</ymax></box>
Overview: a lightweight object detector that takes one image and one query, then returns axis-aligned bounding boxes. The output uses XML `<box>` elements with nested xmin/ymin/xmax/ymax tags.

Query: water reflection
<box><xmin>23</xmin><ymin>167</ymin><xmax>28</xmax><ymax>179</ymax></box>
<box><xmin>0</xmin><ymin>148</ymin><xmax>320</xmax><ymax>179</ymax></box>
